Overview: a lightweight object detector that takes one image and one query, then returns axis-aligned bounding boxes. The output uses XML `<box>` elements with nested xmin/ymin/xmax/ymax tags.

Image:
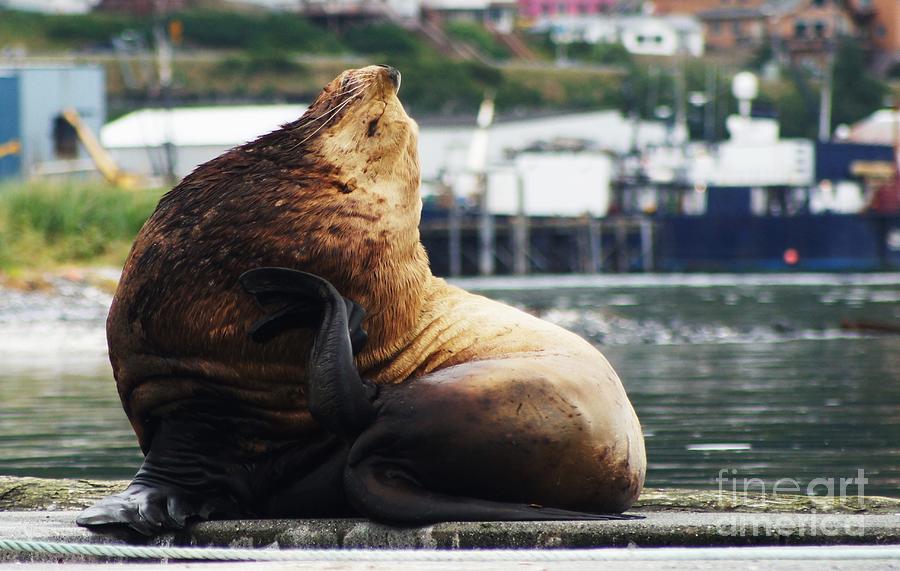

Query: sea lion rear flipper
<box><xmin>241</xmin><ymin>267</ymin><xmax>375</xmax><ymax>437</ymax></box>
<box><xmin>344</xmin><ymin>458</ymin><xmax>642</xmax><ymax>525</ymax></box>
<box><xmin>240</xmin><ymin>267</ymin><xmax>368</xmax><ymax>355</ymax></box>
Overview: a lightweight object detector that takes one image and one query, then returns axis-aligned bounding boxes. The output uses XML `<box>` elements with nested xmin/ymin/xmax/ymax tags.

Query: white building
<box><xmin>487</xmin><ymin>152</ymin><xmax>614</xmax><ymax>216</ymax></box>
<box><xmin>537</xmin><ymin>14</ymin><xmax>705</xmax><ymax>57</ymax></box>
<box><xmin>0</xmin><ymin>0</ymin><xmax>99</xmax><ymax>13</ymax></box>
<box><xmin>102</xmin><ymin>105</ymin><xmax>669</xmax><ymax>183</ymax></box>
<box><xmin>0</xmin><ymin>65</ymin><xmax>106</xmax><ymax>179</ymax></box>
<box><xmin>101</xmin><ymin>105</ymin><xmax>307</xmax><ymax>179</ymax></box>
<box><xmin>422</xmin><ymin>0</ymin><xmax>517</xmax><ymax>34</ymax></box>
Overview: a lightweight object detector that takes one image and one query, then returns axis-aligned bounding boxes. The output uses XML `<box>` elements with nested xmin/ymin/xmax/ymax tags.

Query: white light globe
<box><xmin>732</xmin><ymin>71</ymin><xmax>759</xmax><ymax>101</ymax></box>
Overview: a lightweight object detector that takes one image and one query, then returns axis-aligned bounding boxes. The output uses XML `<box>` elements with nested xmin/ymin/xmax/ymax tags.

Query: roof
<box><xmin>101</xmin><ymin>105</ymin><xmax>308</xmax><ymax>149</ymax></box>
<box><xmin>697</xmin><ymin>7</ymin><xmax>766</xmax><ymax>21</ymax></box>
<box><xmin>534</xmin><ymin>14</ymin><xmax>702</xmax><ymax>33</ymax></box>
<box><xmin>760</xmin><ymin>0</ymin><xmax>810</xmax><ymax>18</ymax></box>
<box><xmin>846</xmin><ymin>108</ymin><xmax>900</xmax><ymax>146</ymax></box>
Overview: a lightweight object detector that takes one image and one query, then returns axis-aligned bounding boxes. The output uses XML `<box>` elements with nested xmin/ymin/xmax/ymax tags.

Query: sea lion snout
<box><xmin>375</xmin><ymin>64</ymin><xmax>401</xmax><ymax>90</ymax></box>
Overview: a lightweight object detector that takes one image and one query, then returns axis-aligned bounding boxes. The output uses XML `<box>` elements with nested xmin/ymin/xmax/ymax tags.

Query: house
<box><xmin>871</xmin><ymin>0</ymin><xmax>900</xmax><ymax>62</ymax></box>
<box><xmin>297</xmin><ymin>0</ymin><xmax>420</xmax><ymax>22</ymax></box>
<box><xmin>517</xmin><ymin>0</ymin><xmax>615</xmax><ymax>21</ymax></box>
<box><xmin>422</xmin><ymin>0</ymin><xmax>518</xmax><ymax>33</ymax></box>
<box><xmin>650</xmin><ymin>0</ymin><xmax>768</xmax><ymax>15</ymax></box>
<box><xmin>767</xmin><ymin>0</ymin><xmax>860</xmax><ymax>66</ymax></box>
<box><xmin>653</xmin><ymin>0</ymin><xmax>879</xmax><ymax>62</ymax></box>
<box><xmin>698</xmin><ymin>7</ymin><xmax>768</xmax><ymax>50</ymax></box>
<box><xmin>537</xmin><ymin>14</ymin><xmax>705</xmax><ymax>57</ymax></box>
<box><xmin>0</xmin><ymin>65</ymin><xmax>106</xmax><ymax>179</ymax></box>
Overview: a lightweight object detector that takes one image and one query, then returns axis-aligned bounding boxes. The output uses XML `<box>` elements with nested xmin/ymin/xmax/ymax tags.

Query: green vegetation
<box><xmin>343</xmin><ymin>22</ymin><xmax>433</xmax><ymax>59</ymax></box>
<box><xmin>564</xmin><ymin>41</ymin><xmax>633</xmax><ymax>66</ymax></box>
<box><xmin>0</xmin><ymin>8</ymin><xmax>343</xmax><ymax>53</ymax></box>
<box><xmin>444</xmin><ymin>21</ymin><xmax>511</xmax><ymax>60</ymax></box>
<box><xmin>1</xmin><ymin>7</ymin><xmax>891</xmax><ymax>139</ymax></box>
<box><xmin>0</xmin><ymin>9</ymin><xmax>139</xmax><ymax>49</ymax></box>
<box><xmin>0</xmin><ymin>181</ymin><xmax>162</xmax><ymax>270</ymax></box>
<box><xmin>176</xmin><ymin>10</ymin><xmax>342</xmax><ymax>53</ymax></box>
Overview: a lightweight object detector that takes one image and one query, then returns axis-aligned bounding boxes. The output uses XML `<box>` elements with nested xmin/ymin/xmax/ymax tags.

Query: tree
<box><xmin>830</xmin><ymin>39</ymin><xmax>888</xmax><ymax>129</ymax></box>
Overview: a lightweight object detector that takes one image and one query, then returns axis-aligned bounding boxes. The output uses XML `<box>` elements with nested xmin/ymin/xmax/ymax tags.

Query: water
<box><xmin>1</xmin><ymin>273</ymin><xmax>898</xmax><ymax>496</ymax></box>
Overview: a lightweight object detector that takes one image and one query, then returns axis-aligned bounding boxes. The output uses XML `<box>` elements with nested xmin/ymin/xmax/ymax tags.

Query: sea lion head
<box><xmin>287</xmin><ymin>65</ymin><xmax>420</xmax><ymax>208</ymax></box>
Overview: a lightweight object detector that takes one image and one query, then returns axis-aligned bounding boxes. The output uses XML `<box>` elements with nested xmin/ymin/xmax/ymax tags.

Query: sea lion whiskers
<box><xmin>289</xmin><ymin>79</ymin><xmax>373</xmax><ymax>140</ymax></box>
<box><xmin>337</xmin><ymin>76</ymin><xmax>375</xmax><ymax>94</ymax></box>
<box><xmin>340</xmin><ymin>73</ymin><xmax>377</xmax><ymax>89</ymax></box>
<box><xmin>290</xmin><ymin>84</ymin><xmax>372</xmax><ymax>150</ymax></box>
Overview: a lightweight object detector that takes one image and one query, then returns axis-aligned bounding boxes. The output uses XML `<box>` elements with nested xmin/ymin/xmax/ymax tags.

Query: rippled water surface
<box><xmin>1</xmin><ymin>273</ymin><xmax>898</xmax><ymax>496</ymax></box>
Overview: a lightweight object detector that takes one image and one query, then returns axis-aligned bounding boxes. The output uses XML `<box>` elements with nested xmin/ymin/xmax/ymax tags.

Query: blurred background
<box><xmin>0</xmin><ymin>0</ymin><xmax>897</xmax><ymax>498</ymax></box>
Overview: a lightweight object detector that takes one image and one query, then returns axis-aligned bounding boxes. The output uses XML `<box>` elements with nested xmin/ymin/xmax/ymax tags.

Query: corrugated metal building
<box><xmin>0</xmin><ymin>64</ymin><xmax>106</xmax><ymax>179</ymax></box>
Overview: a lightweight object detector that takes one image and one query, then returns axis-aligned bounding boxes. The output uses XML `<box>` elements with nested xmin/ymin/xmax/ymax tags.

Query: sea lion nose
<box><xmin>378</xmin><ymin>65</ymin><xmax>401</xmax><ymax>90</ymax></box>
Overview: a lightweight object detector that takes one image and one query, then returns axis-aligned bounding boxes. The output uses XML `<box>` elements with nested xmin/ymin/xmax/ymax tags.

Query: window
<box><xmin>814</xmin><ymin>21</ymin><xmax>827</xmax><ymax>37</ymax></box>
<box><xmin>794</xmin><ymin>21</ymin><xmax>807</xmax><ymax>38</ymax></box>
<box><xmin>52</xmin><ymin>115</ymin><xmax>78</xmax><ymax>159</ymax></box>
<box><xmin>712</xmin><ymin>21</ymin><xmax>721</xmax><ymax>34</ymax></box>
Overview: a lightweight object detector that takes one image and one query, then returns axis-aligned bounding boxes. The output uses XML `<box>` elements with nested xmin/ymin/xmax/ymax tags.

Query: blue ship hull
<box><xmin>656</xmin><ymin>214</ymin><xmax>900</xmax><ymax>272</ymax></box>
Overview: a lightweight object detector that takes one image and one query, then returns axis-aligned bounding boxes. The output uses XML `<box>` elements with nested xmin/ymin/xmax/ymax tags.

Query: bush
<box><xmin>216</xmin><ymin>48</ymin><xmax>306</xmax><ymax>77</ymax></box>
<box><xmin>176</xmin><ymin>11</ymin><xmax>342</xmax><ymax>52</ymax></box>
<box><xmin>44</xmin><ymin>13</ymin><xmax>142</xmax><ymax>47</ymax></box>
<box><xmin>0</xmin><ymin>182</ymin><xmax>162</xmax><ymax>268</ymax></box>
<box><xmin>342</xmin><ymin>23</ymin><xmax>432</xmax><ymax>58</ymax></box>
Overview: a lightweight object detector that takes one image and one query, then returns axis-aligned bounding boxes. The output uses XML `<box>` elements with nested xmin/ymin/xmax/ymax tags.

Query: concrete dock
<box><xmin>1</xmin><ymin>476</ymin><xmax>898</xmax><ymax>567</ymax></box>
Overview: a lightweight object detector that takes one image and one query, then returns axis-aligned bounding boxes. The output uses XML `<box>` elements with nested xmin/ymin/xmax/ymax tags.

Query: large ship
<box><xmin>419</xmin><ymin>75</ymin><xmax>900</xmax><ymax>275</ymax></box>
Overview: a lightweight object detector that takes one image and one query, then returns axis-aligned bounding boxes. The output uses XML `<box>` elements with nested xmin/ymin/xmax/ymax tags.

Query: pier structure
<box><xmin>420</xmin><ymin>213</ymin><xmax>656</xmax><ymax>277</ymax></box>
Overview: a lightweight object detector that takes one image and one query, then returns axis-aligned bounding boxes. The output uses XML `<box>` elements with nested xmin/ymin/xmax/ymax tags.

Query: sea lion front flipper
<box><xmin>344</xmin><ymin>458</ymin><xmax>642</xmax><ymax>525</ymax></box>
<box><xmin>76</xmin><ymin>413</ymin><xmax>248</xmax><ymax>536</ymax></box>
<box><xmin>241</xmin><ymin>267</ymin><xmax>376</xmax><ymax>437</ymax></box>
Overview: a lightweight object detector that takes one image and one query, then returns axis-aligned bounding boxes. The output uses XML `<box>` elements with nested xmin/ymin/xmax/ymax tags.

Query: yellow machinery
<box><xmin>61</xmin><ymin>107</ymin><xmax>142</xmax><ymax>190</ymax></box>
<box><xmin>0</xmin><ymin>139</ymin><xmax>21</xmax><ymax>159</ymax></box>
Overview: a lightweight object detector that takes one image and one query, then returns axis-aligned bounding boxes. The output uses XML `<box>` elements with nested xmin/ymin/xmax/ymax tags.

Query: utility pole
<box><xmin>818</xmin><ymin>13</ymin><xmax>836</xmax><ymax>142</ymax></box>
<box><xmin>470</xmin><ymin>95</ymin><xmax>495</xmax><ymax>276</ymax></box>
<box><xmin>154</xmin><ymin>24</ymin><xmax>177</xmax><ymax>184</ymax></box>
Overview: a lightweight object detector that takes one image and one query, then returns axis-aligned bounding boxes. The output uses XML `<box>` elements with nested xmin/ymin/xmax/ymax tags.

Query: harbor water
<box><xmin>1</xmin><ymin>273</ymin><xmax>898</xmax><ymax>497</ymax></box>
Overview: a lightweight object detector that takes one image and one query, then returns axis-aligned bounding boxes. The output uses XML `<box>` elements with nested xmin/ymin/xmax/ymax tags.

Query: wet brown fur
<box><xmin>109</xmin><ymin>65</ymin><xmax>645</xmax><ymax>512</ymax></box>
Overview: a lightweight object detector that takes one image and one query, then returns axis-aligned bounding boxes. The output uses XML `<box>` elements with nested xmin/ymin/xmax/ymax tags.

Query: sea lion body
<box><xmin>79</xmin><ymin>65</ymin><xmax>645</xmax><ymax>533</ymax></box>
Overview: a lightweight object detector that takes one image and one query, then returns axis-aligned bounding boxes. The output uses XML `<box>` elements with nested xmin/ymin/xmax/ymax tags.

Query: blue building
<box><xmin>0</xmin><ymin>65</ymin><xmax>106</xmax><ymax>179</ymax></box>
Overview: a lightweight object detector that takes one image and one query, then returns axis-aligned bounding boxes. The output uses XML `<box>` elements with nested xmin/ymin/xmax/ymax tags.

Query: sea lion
<box><xmin>77</xmin><ymin>65</ymin><xmax>646</xmax><ymax>535</ymax></box>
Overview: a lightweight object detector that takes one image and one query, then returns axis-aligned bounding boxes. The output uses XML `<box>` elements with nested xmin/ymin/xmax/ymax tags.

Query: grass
<box><xmin>0</xmin><ymin>181</ymin><xmax>163</xmax><ymax>271</ymax></box>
